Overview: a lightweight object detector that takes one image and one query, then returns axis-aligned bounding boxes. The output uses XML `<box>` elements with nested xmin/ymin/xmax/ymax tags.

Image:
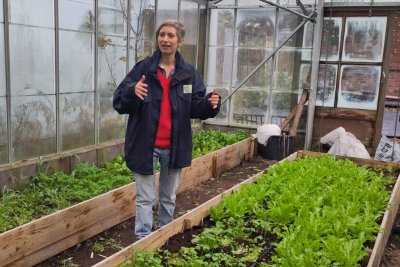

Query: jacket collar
<box><xmin>149</xmin><ymin>49</ymin><xmax>192</xmax><ymax>83</ymax></box>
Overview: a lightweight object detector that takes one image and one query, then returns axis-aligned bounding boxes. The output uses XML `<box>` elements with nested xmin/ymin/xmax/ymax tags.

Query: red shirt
<box><xmin>155</xmin><ymin>69</ymin><xmax>172</xmax><ymax>148</ymax></box>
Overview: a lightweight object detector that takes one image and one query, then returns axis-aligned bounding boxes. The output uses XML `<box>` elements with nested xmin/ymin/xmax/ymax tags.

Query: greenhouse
<box><xmin>1</xmin><ymin>0</ymin><xmax>400</xmax><ymax>266</ymax></box>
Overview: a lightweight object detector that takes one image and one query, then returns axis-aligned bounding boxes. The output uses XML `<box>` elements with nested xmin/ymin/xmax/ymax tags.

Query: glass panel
<box><xmin>99</xmin><ymin>91</ymin><xmax>125</xmax><ymax>142</ymax></box>
<box><xmin>271</xmin><ymin>91</ymin><xmax>301</xmax><ymax>125</ymax></box>
<box><xmin>238</xmin><ymin>0</ymin><xmax>267</xmax><ymax>4</ymax></box>
<box><xmin>9</xmin><ymin>0</ymin><xmax>53</xmax><ymax>27</ymax></box>
<box><xmin>0</xmin><ymin>1</ymin><xmax>3</xmax><ymax>22</ymax></box>
<box><xmin>197</xmin><ymin>4</ymin><xmax>207</xmax><ymax>77</ymax></box>
<box><xmin>236</xmin><ymin>9</ymin><xmax>275</xmax><ymax>48</ymax></box>
<box><xmin>208</xmin><ymin>86</ymin><xmax>229</xmax><ymax>122</ymax></box>
<box><xmin>209</xmin><ymin>88</ymin><xmax>230</xmax><ymax>122</ymax></box>
<box><xmin>317</xmin><ymin>64</ymin><xmax>337</xmax><ymax>107</ymax></box>
<box><xmin>233</xmin><ymin>48</ymin><xmax>272</xmax><ymax>88</ymax></box>
<box><xmin>232</xmin><ymin>89</ymin><xmax>268</xmax><ymax>126</ymax></box>
<box><xmin>298</xmin><ymin>63</ymin><xmax>311</xmax><ymax>90</ymax></box>
<box><xmin>129</xmin><ymin>38</ymin><xmax>153</xmax><ymax>65</ymax></box>
<box><xmin>206</xmin><ymin>47</ymin><xmax>233</xmax><ymax>87</ymax></box>
<box><xmin>343</xmin><ymin>17</ymin><xmax>386</xmax><ymax>62</ymax></box>
<box><xmin>130</xmin><ymin>0</ymin><xmax>155</xmax><ymax>40</ymax></box>
<box><xmin>60</xmin><ymin>93</ymin><xmax>94</xmax><ymax>151</ymax></box>
<box><xmin>59</xmin><ymin>0</ymin><xmax>94</xmax><ymax>32</ymax></box>
<box><xmin>276</xmin><ymin>9</ymin><xmax>303</xmax><ymax>47</ymax></box>
<box><xmin>274</xmin><ymin>50</ymin><xmax>302</xmax><ymax>91</ymax></box>
<box><xmin>98</xmin><ymin>35</ymin><xmax>127</xmax><ymax>92</ymax></box>
<box><xmin>320</xmin><ymin>17</ymin><xmax>342</xmax><ymax>61</ymax></box>
<box><xmin>11</xmin><ymin>95</ymin><xmax>56</xmax><ymax>161</ymax></box>
<box><xmin>180</xmin><ymin>1</ymin><xmax>198</xmax><ymax>45</ymax></box>
<box><xmin>9</xmin><ymin>25</ymin><xmax>54</xmax><ymax>96</ymax></box>
<box><xmin>98</xmin><ymin>0</ymin><xmax>127</xmax><ymax>36</ymax></box>
<box><xmin>337</xmin><ymin>65</ymin><xmax>381</xmax><ymax>110</ymax></box>
<box><xmin>60</xmin><ymin>30</ymin><xmax>94</xmax><ymax>93</ymax></box>
<box><xmin>0</xmin><ymin>26</ymin><xmax>5</xmax><ymax>96</ymax></box>
<box><xmin>180</xmin><ymin>45</ymin><xmax>196</xmax><ymax>66</ymax></box>
<box><xmin>299</xmin><ymin>63</ymin><xmax>336</xmax><ymax>107</ymax></box>
<box><xmin>0</xmin><ymin>97</ymin><xmax>7</xmax><ymax>164</ymax></box>
<box><xmin>302</xmin><ymin>21</ymin><xmax>314</xmax><ymax>49</ymax></box>
<box><xmin>157</xmin><ymin>0</ymin><xmax>178</xmax><ymax>23</ymax></box>
<box><xmin>209</xmin><ymin>9</ymin><xmax>234</xmax><ymax>46</ymax></box>
<box><xmin>217</xmin><ymin>0</ymin><xmax>235</xmax><ymax>4</ymax></box>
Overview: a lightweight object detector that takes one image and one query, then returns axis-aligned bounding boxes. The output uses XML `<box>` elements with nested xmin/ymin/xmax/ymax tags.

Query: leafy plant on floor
<box><xmin>0</xmin><ymin>130</ymin><xmax>248</xmax><ymax>233</ymax></box>
<box><xmin>91</xmin><ymin>237</ymin><xmax>124</xmax><ymax>253</ymax></box>
<box><xmin>123</xmin><ymin>156</ymin><xmax>394</xmax><ymax>266</ymax></box>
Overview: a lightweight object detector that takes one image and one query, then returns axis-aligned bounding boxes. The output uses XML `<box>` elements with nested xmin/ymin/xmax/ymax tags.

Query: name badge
<box><xmin>183</xmin><ymin>84</ymin><xmax>192</xmax><ymax>94</ymax></box>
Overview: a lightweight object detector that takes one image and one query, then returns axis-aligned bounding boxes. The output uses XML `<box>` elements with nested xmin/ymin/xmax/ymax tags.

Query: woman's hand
<box><xmin>208</xmin><ymin>89</ymin><xmax>219</xmax><ymax>109</ymax></box>
<box><xmin>134</xmin><ymin>75</ymin><xmax>148</xmax><ymax>100</ymax></box>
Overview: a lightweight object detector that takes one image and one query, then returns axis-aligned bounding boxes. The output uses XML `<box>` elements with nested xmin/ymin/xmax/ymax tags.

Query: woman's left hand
<box><xmin>208</xmin><ymin>89</ymin><xmax>219</xmax><ymax>109</ymax></box>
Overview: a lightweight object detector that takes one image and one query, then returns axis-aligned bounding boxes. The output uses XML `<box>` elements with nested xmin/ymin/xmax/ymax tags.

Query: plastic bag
<box><xmin>374</xmin><ymin>135</ymin><xmax>400</xmax><ymax>162</ymax></box>
<box><xmin>320</xmin><ymin>127</ymin><xmax>370</xmax><ymax>159</ymax></box>
<box><xmin>254</xmin><ymin>124</ymin><xmax>281</xmax><ymax>145</ymax></box>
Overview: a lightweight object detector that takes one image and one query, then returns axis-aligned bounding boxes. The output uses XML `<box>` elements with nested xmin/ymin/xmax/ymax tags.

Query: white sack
<box><xmin>374</xmin><ymin>135</ymin><xmax>400</xmax><ymax>162</ymax></box>
<box><xmin>320</xmin><ymin>127</ymin><xmax>370</xmax><ymax>159</ymax></box>
<box><xmin>255</xmin><ymin>124</ymin><xmax>281</xmax><ymax>145</ymax></box>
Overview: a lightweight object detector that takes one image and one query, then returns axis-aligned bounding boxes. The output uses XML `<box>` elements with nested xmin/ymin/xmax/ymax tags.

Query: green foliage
<box><xmin>192</xmin><ymin>129</ymin><xmax>249</xmax><ymax>158</ymax></box>
<box><xmin>124</xmin><ymin>155</ymin><xmax>394</xmax><ymax>266</ymax></box>
<box><xmin>0</xmin><ymin>130</ymin><xmax>248</xmax><ymax>233</ymax></box>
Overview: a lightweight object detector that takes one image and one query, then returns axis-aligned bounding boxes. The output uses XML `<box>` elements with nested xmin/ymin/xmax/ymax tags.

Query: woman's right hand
<box><xmin>134</xmin><ymin>75</ymin><xmax>147</xmax><ymax>100</ymax></box>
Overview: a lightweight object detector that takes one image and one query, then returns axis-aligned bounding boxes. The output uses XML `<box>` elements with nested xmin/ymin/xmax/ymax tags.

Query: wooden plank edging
<box><xmin>92</xmin><ymin>163</ymin><xmax>268</xmax><ymax>267</ymax></box>
<box><xmin>93</xmin><ymin>151</ymin><xmax>400</xmax><ymax>267</ymax></box>
<box><xmin>0</xmin><ymin>138</ymin><xmax>254</xmax><ymax>267</ymax></box>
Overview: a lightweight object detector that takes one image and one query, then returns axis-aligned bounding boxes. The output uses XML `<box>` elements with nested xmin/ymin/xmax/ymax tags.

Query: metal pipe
<box><xmin>259</xmin><ymin>0</ymin><xmax>315</xmax><ymax>22</ymax></box>
<box><xmin>4</xmin><ymin>0</ymin><xmax>12</xmax><ymax>163</ymax></box>
<box><xmin>221</xmin><ymin>11</ymin><xmax>316</xmax><ymax>105</ymax></box>
<box><xmin>296</xmin><ymin>0</ymin><xmax>309</xmax><ymax>16</ymax></box>
<box><xmin>305</xmin><ymin>0</ymin><xmax>325</xmax><ymax>150</ymax></box>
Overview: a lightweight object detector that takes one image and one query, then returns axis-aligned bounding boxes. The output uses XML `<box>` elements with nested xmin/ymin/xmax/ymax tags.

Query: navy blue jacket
<box><xmin>113</xmin><ymin>50</ymin><xmax>220</xmax><ymax>175</ymax></box>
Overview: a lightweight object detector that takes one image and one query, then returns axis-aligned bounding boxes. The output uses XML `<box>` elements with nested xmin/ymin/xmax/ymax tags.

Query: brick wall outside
<box><xmin>387</xmin><ymin>11</ymin><xmax>400</xmax><ymax>97</ymax></box>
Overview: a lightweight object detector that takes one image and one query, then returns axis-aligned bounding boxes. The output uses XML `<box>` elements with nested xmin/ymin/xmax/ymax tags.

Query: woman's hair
<box><xmin>155</xmin><ymin>20</ymin><xmax>185</xmax><ymax>48</ymax></box>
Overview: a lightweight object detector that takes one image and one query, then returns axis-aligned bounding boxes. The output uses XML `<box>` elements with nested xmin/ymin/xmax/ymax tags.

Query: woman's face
<box><xmin>157</xmin><ymin>26</ymin><xmax>182</xmax><ymax>56</ymax></box>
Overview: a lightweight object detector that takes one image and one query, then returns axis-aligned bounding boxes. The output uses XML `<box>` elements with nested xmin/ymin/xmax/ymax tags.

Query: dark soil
<box><xmin>381</xmin><ymin>209</ymin><xmax>400</xmax><ymax>267</ymax></box>
<box><xmin>34</xmin><ymin>156</ymin><xmax>400</xmax><ymax>267</ymax></box>
<box><xmin>35</xmin><ymin>156</ymin><xmax>276</xmax><ymax>267</ymax></box>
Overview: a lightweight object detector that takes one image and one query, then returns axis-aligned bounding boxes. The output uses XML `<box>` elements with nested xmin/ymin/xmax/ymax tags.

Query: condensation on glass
<box><xmin>207</xmin><ymin>47</ymin><xmax>233</xmax><ymax>87</ymax></box>
<box><xmin>0</xmin><ymin>27</ymin><xmax>5</xmax><ymax>97</ymax></box>
<box><xmin>209</xmin><ymin>9</ymin><xmax>234</xmax><ymax>47</ymax></box>
<box><xmin>60</xmin><ymin>93</ymin><xmax>95</xmax><ymax>151</ymax></box>
<box><xmin>98</xmin><ymin>0</ymin><xmax>127</xmax><ymax>36</ymax></box>
<box><xmin>0</xmin><ymin>97</ymin><xmax>7</xmax><ymax>164</ymax></box>
<box><xmin>157</xmin><ymin>0</ymin><xmax>178</xmax><ymax>24</ymax></box>
<box><xmin>180</xmin><ymin>1</ymin><xmax>199</xmax><ymax>66</ymax></box>
<box><xmin>319</xmin><ymin>16</ymin><xmax>387</xmax><ymax>111</ymax></box>
<box><xmin>9</xmin><ymin>0</ymin><xmax>53</xmax><ymax>27</ymax></box>
<box><xmin>343</xmin><ymin>16</ymin><xmax>386</xmax><ymax>63</ymax></box>
<box><xmin>130</xmin><ymin>0</ymin><xmax>155</xmax><ymax>64</ymax></box>
<box><xmin>276</xmin><ymin>8</ymin><xmax>304</xmax><ymax>48</ymax></box>
<box><xmin>317</xmin><ymin>64</ymin><xmax>337</xmax><ymax>107</ymax></box>
<box><xmin>321</xmin><ymin>17</ymin><xmax>342</xmax><ymax>61</ymax></box>
<box><xmin>9</xmin><ymin>26</ymin><xmax>55</xmax><ymax>96</ymax></box>
<box><xmin>98</xmin><ymin>35</ymin><xmax>126</xmax><ymax>142</ymax></box>
<box><xmin>0</xmin><ymin>1</ymin><xmax>5</xmax><ymax>164</ymax></box>
<box><xmin>337</xmin><ymin>65</ymin><xmax>381</xmax><ymax>110</ymax></box>
<box><xmin>11</xmin><ymin>95</ymin><xmax>56</xmax><ymax>161</ymax></box>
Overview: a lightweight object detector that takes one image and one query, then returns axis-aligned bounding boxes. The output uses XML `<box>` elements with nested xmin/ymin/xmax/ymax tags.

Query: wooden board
<box><xmin>93</xmin><ymin>151</ymin><xmax>400</xmax><ymax>267</ymax></box>
<box><xmin>92</xmin><ymin>165</ymin><xmax>266</xmax><ymax>267</ymax></box>
<box><xmin>0</xmin><ymin>137</ymin><xmax>255</xmax><ymax>267</ymax></box>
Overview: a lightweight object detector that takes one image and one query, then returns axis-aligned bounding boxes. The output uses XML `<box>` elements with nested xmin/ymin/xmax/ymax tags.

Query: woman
<box><xmin>113</xmin><ymin>20</ymin><xmax>221</xmax><ymax>239</ymax></box>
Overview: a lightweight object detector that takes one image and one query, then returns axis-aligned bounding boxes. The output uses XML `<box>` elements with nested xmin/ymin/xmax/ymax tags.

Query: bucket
<box><xmin>258</xmin><ymin>135</ymin><xmax>294</xmax><ymax>160</ymax></box>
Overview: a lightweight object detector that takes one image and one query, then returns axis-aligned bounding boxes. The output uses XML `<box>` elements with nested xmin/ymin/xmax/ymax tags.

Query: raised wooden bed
<box><xmin>0</xmin><ymin>137</ymin><xmax>257</xmax><ymax>267</ymax></box>
<box><xmin>92</xmin><ymin>150</ymin><xmax>400</xmax><ymax>267</ymax></box>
